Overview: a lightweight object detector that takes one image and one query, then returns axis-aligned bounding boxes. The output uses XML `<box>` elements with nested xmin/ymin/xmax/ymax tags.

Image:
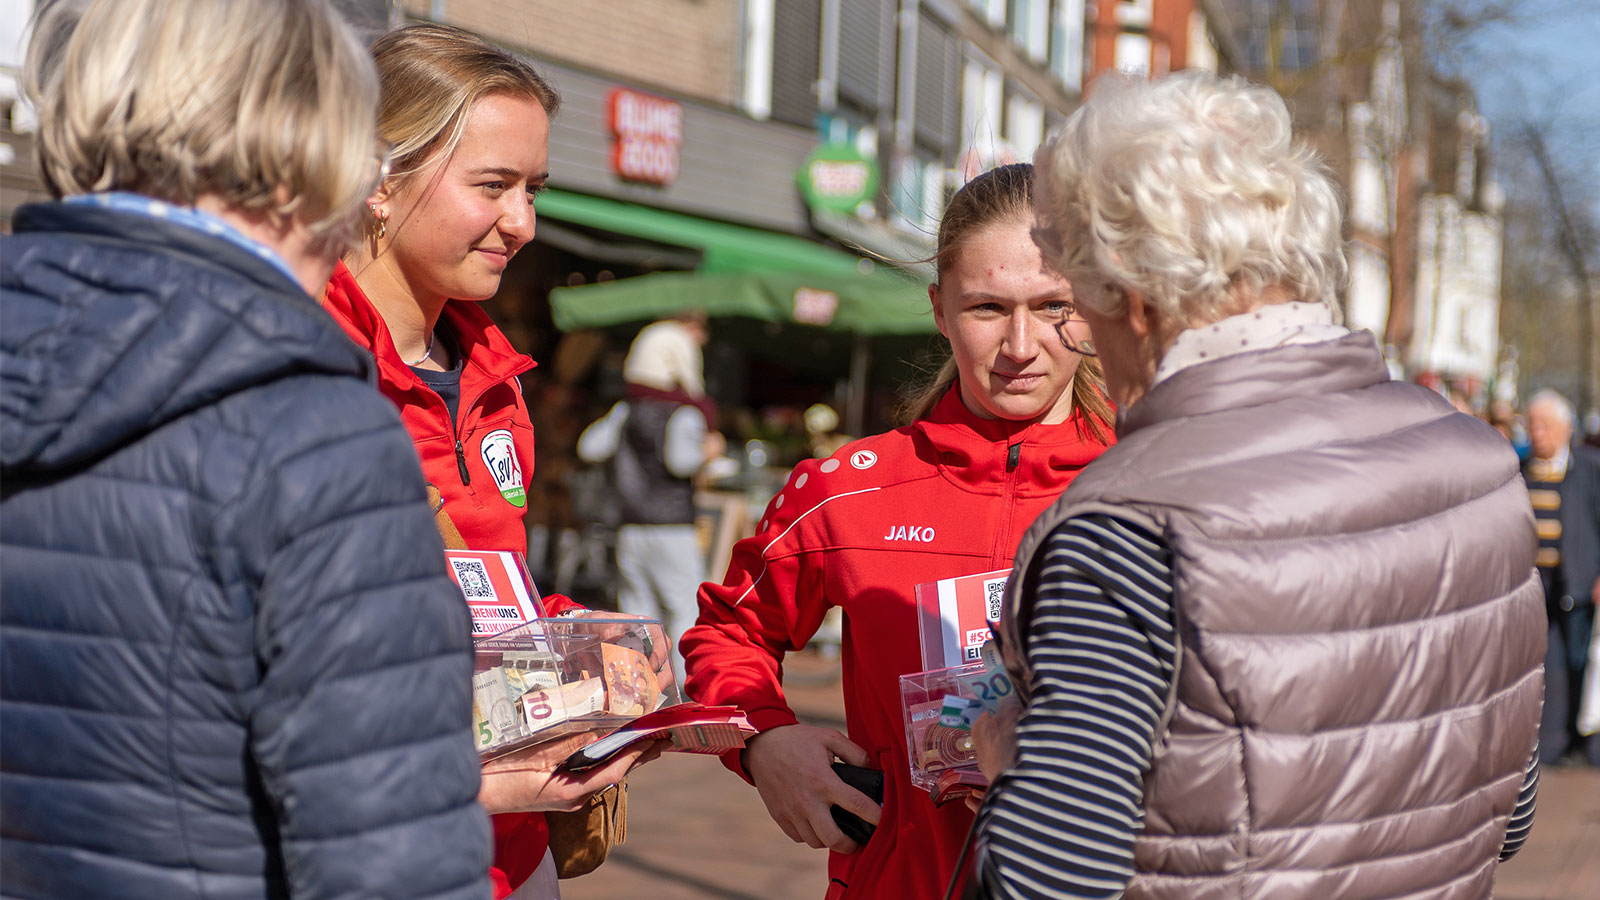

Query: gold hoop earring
<box><xmin>368</xmin><ymin>203</ymin><xmax>387</xmax><ymax>240</ymax></box>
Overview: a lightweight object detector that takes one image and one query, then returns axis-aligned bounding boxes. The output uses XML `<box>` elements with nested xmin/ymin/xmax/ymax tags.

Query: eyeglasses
<box><xmin>1054</xmin><ymin>302</ymin><xmax>1097</xmax><ymax>357</ymax></box>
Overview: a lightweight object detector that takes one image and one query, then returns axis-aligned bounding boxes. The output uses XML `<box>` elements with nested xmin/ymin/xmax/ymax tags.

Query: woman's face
<box><xmin>931</xmin><ymin>215</ymin><xmax>1086</xmax><ymax>425</ymax></box>
<box><xmin>382</xmin><ymin>92</ymin><xmax>550</xmax><ymax>305</ymax></box>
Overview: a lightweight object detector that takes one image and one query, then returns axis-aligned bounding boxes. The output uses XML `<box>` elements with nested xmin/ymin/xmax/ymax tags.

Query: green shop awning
<box><xmin>549</xmin><ymin>267</ymin><xmax>936</xmax><ymax>336</ymax></box>
<box><xmin>537</xmin><ymin>189</ymin><xmax>869</xmax><ymax>277</ymax></box>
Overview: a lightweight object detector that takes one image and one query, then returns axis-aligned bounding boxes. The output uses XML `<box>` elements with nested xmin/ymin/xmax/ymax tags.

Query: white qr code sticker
<box><xmin>451</xmin><ymin>558</ymin><xmax>496</xmax><ymax>599</ymax></box>
<box><xmin>984</xmin><ymin>577</ymin><xmax>1006</xmax><ymax>623</ymax></box>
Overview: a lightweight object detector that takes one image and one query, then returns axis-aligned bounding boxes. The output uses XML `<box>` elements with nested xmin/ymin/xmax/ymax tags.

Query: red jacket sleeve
<box><xmin>679</xmin><ymin>459</ymin><xmax>836</xmax><ymax>780</ymax></box>
<box><xmin>540</xmin><ymin>592</ymin><xmax>583</xmax><ymax>616</ymax></box>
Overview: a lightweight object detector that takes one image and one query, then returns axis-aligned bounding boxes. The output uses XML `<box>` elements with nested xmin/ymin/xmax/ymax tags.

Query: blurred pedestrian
<box><xmin>1524</xmin><ymin>389</ymin><xmax>1600</xmax><ymax>766</ymax></box>
<box><xmin>576</xmin><ymin>312</ymin><xmax>723</xmax><ymax>677</ymax></box>
<box><xmin>681</xmin><ymin>163</ymin><xmax>1115</xmax><ymax>900</ymax></box>
<box><xmin>321</xmin><ymin>23</ymin><xmax>655</xmax><ymax>900</ymax></box>
<box><xmin>0</xmin><ymin>2</ymin><xmax>493</xmax><ymax>898</ymax></box>
<box><xmin>969</xmin><ymin>72</ymin><xmax>1545</xmax><ymax>900</ymax></box>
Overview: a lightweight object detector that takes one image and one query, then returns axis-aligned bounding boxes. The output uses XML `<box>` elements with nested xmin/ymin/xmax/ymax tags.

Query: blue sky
<box><xmin>1465</xmin><ymin>1</ymin><xmax>1600</xmax><ymax>189</ymax></box>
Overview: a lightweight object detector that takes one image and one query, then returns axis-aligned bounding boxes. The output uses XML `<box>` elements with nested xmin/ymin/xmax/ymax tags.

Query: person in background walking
<box><xmin>681</xmin><ymin>163</ymin><xmax>1115</xmax><ymax>900</ymax></box>
<box><xmin>1</xmin><ymin>2</ymin><xmax>490</xmax><ymax>897</ymax></box>
<box><xmin>576</xmin><ymin>312</ymin><xmax>724</xmax><ymax>677</ymax></box>
<box><xmin>1524</xmin><ymin>389</ymin><xmax>1600</xmax><ymax>766</ymax></box>
<box><xmin>320</xmin><ymin>23</ymin><xmax>655</xmax><ymax>900</ymax></box>
<box><xmin>968</xmin><ymin>71</ymin><xmax>1544</xmax><ymax>900</ymax></box>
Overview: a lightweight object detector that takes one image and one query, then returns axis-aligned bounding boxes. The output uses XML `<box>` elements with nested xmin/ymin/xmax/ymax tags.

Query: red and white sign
<box><xmin>607</xmin><ymin>88</ymin><xmax>683</xmax><ymax>185</ymax></box>
<box><xmin>445</xmin><ymin>549</ymin><xmax>547</xmax><ymax>637</ymax></box>
<box><xmin>915</xmin><ymin>569</ymin><xmax>1011</xmax><ymax>669</ymax></box>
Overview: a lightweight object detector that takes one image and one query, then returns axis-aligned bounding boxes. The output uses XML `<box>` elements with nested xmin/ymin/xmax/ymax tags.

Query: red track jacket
<box><xmin>681</xmin><ymin>387</ymin><xmax>1113</xmax><ymax>900</ymax></box>
<box><xmin>322</xmin><ymin>262</ymin><xmax>574</xmax><ymax>898</ymax></box>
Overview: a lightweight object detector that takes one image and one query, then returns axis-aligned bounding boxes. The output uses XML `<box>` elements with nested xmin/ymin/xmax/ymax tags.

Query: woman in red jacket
<box><xmin>680</xmin><ymin>162</ymin><xmax>1114</xmax><ymax>900</ymax></box>
<box><xmin>321</xmin><ymin>23</ymin><xmax>650</xmax><ymax>900</ymax></box>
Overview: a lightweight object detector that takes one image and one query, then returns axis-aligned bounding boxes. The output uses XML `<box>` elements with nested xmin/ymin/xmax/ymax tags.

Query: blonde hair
<box><xmin>371</xmin><ymin>24</ymin><xmax>560</xmax><ymax>185</ymax></box>
<box><xmin>901</xmin><ymin>163</ymin><xmax>1112</xmax><ymax>441</ymax></box>
<box><xmin>23</xmin><ymin>0</ymin><xmax>381</xmax><ymax>255</ymax></box>
<box><xmin>1034</xmin><ymin>71</ymin><xmax>1347</xmax><ymax>326</ymax></box>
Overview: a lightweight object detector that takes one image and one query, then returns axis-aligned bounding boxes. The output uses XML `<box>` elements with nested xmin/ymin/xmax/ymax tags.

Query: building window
<box><xmin>971</xmin><ymin>0</ymin><xmax>1007</xmax><ymax>28</ymax></box>
<box><xmin>768</xmin><ymin>0</ymin><xmax>820</xmax><ymax>127</ymax></box>
<box><xmin>741</xmin><ymin>0</ymin><xmax>775</xmax><ymax>120</ymax></box>
<box><xmin>1115</xmin><ymin>31</ymin><xmax>1150</xmax><ymax>74</ymax></box>
<box><xmin>1005</xmin><ymin>93</ymin><xmax>1044</xmax><ymax>157</ymax></box>
<box><xmin>1049</xmin><ymin>0</ymin><xmax>1086</xmax><ymax>91</ymax></box>
<box><xmin>891</xmin><ymin>152</ymin><xmax>947</xmax><ymax>234</ymax></box>
<box><xmin>1008</xmin><ymin>0</ymin><xmax>1049</xmax><ymax>61</ymax></box>
<box><xmin>962</xmin><ymin>59</ymin><xmax>1004</xmax><ymax>150</ymax></box>
<box><xmin>1116</xmin><ymin>0</ymin><xmax>1152</xmax><ymax>27</ymax></box>
<box><xmin>1237</xmin><ymin>0</ymin><xmax>1320</xmax><ymax>73</ymax></box>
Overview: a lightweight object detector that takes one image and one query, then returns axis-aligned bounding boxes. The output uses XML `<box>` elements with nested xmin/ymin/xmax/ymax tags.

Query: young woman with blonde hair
<box><xmin>680</xmin><ymin>163</ymin><xmax>1113</xmax><ymax>900</ymax></box>
<box><xmin>320</xmin><ymin>22</ymin><xmax>653</xmax><ymax>900</ymax></box>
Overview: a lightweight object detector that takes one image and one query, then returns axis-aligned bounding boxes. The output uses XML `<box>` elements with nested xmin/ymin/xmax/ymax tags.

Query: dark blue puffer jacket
<box><xmin>0</xmin><ymin>203</ymin><xmax>491</xmax><ymax>900</ymax></box>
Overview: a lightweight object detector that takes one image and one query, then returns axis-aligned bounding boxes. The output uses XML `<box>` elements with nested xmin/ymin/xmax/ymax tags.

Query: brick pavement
<box><xmin>564</xmin><ymin>651</ymin><xmax>1600</xmax><ymax>900</ymax></box>
<box><xmin>562</xmin><ymin>651</ymin><xmax>843</xmax><ymax>900</ymax></box>
<box><xmin>1496</xmin><ymin>766</ymin><xmax>1600</xmax><ymax>900</ymax></box>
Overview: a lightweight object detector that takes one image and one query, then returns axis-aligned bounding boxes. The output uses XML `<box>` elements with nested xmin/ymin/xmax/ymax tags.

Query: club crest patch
<box><xmin>480</xmin><ymin>429</ymin><xmax>525</xmax><ymax>508</ymax></box>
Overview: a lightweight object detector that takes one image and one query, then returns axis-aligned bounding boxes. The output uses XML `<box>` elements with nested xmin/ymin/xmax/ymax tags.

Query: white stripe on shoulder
<box><xmin>732</xmin><ymin>485</ymin><xmax>882</xmax><ymax>606</ymax></box>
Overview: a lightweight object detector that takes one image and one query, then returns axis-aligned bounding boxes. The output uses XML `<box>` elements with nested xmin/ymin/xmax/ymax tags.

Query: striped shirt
<box><xmin>973</xmin><ymin>514</ymin><xmax>1539</xmax><ymax>900</ymax></box>
<box><xmin>1525</xmin><ymin>452</ymin><xmax>1568</xmax><ymax>595</ymax></box>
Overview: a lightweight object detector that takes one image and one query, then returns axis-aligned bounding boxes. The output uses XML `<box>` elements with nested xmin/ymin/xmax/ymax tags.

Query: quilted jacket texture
<box><xmin>0</xmin><ymin>203</ymin><xmax>491</xmax><ymax>900</ymax></box>
<box><xmin>1002</xmin><ymin>332</ymin><xmax>1543</xmax><ymax>900</ymax></box>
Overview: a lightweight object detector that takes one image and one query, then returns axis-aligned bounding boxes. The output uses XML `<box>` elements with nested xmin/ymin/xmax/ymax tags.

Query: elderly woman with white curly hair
<box><xmin>963</xmin><ymin>72</ymin><xmax>1545</xmax><ymax>900</ymax></box>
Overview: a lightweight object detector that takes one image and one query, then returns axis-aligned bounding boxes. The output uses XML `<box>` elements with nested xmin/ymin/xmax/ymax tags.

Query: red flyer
<box><xmin>915</xmin><ymin>569</ymin><xmax>1010</xmax><ymax>670</ymax></box>
<box><xmin>444</xmin><ymin>550</ymin><xmax>547</xmax><ymax>637</ymax></box>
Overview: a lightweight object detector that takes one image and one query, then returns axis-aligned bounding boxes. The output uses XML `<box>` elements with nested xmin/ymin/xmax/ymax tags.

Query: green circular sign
<box><xmin>798</xmin><ymin>143</ymin><xmax>880</xmax><ymax>214</ymax></box>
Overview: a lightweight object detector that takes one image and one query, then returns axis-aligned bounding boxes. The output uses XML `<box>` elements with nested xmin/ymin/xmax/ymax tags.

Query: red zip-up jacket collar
<box><xmin>322</xmin><ymin>261</ymin><xmax>535</xmax><ymax>412</ymax></box>
<box><xmin>321</xmin><ymin>262</ymin><xmax>538</xmax><ymax>556</ymax></box>
<box><xmin>914</xmin><ymin>385</ymin><xmax>1108</xmax><ymax>498</ymax></box>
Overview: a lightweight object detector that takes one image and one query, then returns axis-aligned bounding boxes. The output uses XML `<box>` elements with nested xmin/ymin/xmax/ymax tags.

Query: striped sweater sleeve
<box><xmin>1499</xmin><ymin>748</ymin><xmax>1539</xmax><ymax>861</ymax></box>
<box><xmin>973</xmin><ymin>514</ymin><xmax>1176</xmax><ymax>900</ymax></box>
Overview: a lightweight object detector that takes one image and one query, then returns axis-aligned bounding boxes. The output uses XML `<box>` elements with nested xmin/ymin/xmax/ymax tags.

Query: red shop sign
<box><xmin>607</xmin><ymin>88</ymin><xmax>683</xmax><ymax>186</ymax></box>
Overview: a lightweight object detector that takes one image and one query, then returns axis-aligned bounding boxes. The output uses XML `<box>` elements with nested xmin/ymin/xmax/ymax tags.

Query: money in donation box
<box><xmin>472</xmin><ymin>634</ymin><xmax>606</xmax><ymax>755</ymax></box>
<box><xmin>899</xmin><ymin>639</ymin><xmax>1014</xmax><ymax>794</ymax></box>
<box><xmin>471</xmin><ymin>615</ymin><xmax>679</xmax><ymax>761</ymax></box>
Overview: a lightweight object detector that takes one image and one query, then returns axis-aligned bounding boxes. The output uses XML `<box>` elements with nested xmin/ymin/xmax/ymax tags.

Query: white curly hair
<box><xmin>1033</xmin><ymin>71</ymin><xmax>1347</xmax><ymax>326</ymax></box>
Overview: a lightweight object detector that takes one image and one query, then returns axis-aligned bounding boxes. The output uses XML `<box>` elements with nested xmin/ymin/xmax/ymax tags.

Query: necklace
<box><xmin>403</xmin><ymin>330</ymin><xmax>435</xmax><ymax>367</ymax></box>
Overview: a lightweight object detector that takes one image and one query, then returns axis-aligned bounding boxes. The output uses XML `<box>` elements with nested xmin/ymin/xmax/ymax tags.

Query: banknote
<box><xmin>953</xmin><ymin>640</ymin><xmax>1014</xmax><ymax>713</ymax></box>
<box><xmin>473</xmin><ymin>666</ymin><xmax>523</xmax><ymax>750</ymax></box>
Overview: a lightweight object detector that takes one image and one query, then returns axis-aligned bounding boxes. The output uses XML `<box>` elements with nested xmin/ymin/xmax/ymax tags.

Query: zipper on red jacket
<box><xmin>455</xmin><ymin>439</ymin><xmax>472</xmax><ymax>485</ymax></box>
<box><xmin>993</xmin><ymin>440</ymin><xmax>1024</xmax><ymax>565</ymax></box>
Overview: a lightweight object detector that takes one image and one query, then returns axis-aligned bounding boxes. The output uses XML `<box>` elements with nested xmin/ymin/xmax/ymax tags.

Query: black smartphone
<box><xmin>830</xmin><ymin>762</ymin><xmax>885</xmax><ymax>846</ymax></box>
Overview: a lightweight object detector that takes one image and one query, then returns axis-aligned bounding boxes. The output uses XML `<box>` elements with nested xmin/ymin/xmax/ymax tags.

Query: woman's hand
<box><xmin>972</xmin><ymin>698</ymin><xmax>1022</xmax><ymax>784</ymax></box>
<box><xmin>743</xmin><ymin>724</ymin><xmax>880</xmax><ymax>854</ymax></box>
<box><xmin>479</xmin><ymin>733</ymin><xmax>668</xmax><ymax>814</ymax></box>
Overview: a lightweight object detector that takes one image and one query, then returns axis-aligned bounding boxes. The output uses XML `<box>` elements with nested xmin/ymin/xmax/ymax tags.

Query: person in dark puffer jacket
<box><xmin>0</xmin><ymin>2</ymin><xmax>490</xmax><ymax>898</ymax></box>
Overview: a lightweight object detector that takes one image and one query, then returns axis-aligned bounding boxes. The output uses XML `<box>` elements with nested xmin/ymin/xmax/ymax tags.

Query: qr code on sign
<box><xmin>451</xmin><ymin>559</ymin><xmax>495</xmax><ymax>599</ymax></box>
<box><xmin>984</xmin><ymin>577</ymin><xmax>1007</xmax><ymax>623</ymax></box>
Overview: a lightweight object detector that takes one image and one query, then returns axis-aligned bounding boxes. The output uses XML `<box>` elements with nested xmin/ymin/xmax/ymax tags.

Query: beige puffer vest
<box><xmin>999</xmin><ymin>332</ymin><xmax>1544</xmax><ymax>900</ymax></box>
